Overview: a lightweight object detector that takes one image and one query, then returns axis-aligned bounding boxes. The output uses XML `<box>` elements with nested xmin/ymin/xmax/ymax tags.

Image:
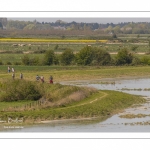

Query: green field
<box><xmin>0</xmin><ymin>42</ymin><xmax>149</xmax><ymax>53</ymax></box>
<box><xmin>0</xmin><ymin>35</ymin><xmax>150</xmax><ymax>68</ymax></box>
<box><xmin>0</xmin><ymin>36</ymin><xmax>149</xmax><ymax>125</ymax></box>
<box><xmin>1</xmin><ymin>65</ymin><xmax>150</xmax><ymax>82</ymax></box>
<box><xmin>0</xmin><ymin>35</ymin><xmax>150</xmax><ymax>54</ymax></box>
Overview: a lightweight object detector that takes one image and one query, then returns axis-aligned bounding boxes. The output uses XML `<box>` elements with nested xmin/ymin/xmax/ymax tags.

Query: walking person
<box><xmin>20</xmin><ymin>73</ymin><xmax>23</xmax><ymax>79</ymax></box>
<box><xmin>49</xmin><ymin>75</ymin><xmax>53</xmax><ymax>84</ymax></box>
<box><xmin>36</xmin><ymin>75</ymin><xmax>40</xmax><ymax>81</ymax></box>
<box><xmin>12</xmin><ymin>67</ymin><xmax>15</xmax><ymax>73</ymax></box>
<box><xmin>40</xmin><ymin>75</ymin><xmax>44</xmax><ymax>83</ymax></box>
<box><xmin>12</xmin><ymin>73</ymin><xmax>15</xmax><ymax>79</ymax></box>
<box><xmin>8</xmin><ymin>66</ymin><xmax>11</xmax><ymax>73</ymax></box>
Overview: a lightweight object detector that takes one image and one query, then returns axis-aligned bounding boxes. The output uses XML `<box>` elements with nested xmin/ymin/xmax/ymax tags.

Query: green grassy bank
<box><xmin>0</xmin><ymin>89</ymin><xmax>145</xmax><ymax>123</ymax></box>
<box><xmin>0</xmin><ymin>65</ymin><xmax>147</xmax><ymax>125</ymax></box>
<box><xmin>1</xmin><ymin>65</ymin><xmax>150</xmax><ymax>82</ymax></box>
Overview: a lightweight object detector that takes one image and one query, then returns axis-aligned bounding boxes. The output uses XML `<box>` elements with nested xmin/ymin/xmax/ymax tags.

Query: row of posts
<box><xmin>3</xmin><ymin>100</ymin><xmax>46</xmax><ymax>112</ymax></box>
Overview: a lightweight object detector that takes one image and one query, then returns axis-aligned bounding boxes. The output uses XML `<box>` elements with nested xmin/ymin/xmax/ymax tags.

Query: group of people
<box><xmin>8</xmin><ymin>66</ymin><xmax>53</xmax><ymax>83</ymax></box>
<box><xmin>8</xmin><ymin>66</ymin><xmax>15</xmax><ymax>73</ymax></box>
<box><xmin>12</xmin><ymin>72</ymin><xmax>23</xmax><ymax>80</ymax></box>
<box><xmin>36</xmin><ymin>75</ymin><xmax>53</xmax><ymax>84</ymax></box>
<box><xmin>36</xmin><ymin>75</ymin><xmax>44</xmax><ymax>83</ymax></box>
<box><xmin>8</xmin><ymin>66</ymin><xmax>23</xmax><ymax>80</ymax></box>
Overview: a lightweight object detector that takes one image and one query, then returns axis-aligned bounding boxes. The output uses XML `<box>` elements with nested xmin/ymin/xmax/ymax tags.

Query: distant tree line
<box><xmin>2</xmin><ymin>20</ymin><xmax>150</xmax><ymax>36</ymax></box>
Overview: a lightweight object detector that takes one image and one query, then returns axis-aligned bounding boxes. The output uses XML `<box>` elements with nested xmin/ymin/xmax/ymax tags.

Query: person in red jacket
<box><xmin>49</xmin><ymin>75</ymin><xmax>53</xmax><ymax>84</ymax></box>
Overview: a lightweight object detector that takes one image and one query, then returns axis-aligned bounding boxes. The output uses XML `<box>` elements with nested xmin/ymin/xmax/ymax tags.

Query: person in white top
<box><xmin>40</xmin><ymin>76</ymin><xmax>44</xmax><ymax>83</ymax></box>
<box><xmin>12</xmin><ymin>67</ymin><xmax>15</xmax><ymax>72</ymax></box>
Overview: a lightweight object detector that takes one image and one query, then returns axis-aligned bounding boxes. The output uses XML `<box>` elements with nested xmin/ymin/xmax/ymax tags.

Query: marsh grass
<box><xmin>0</xmin><ymin>90</ymin><xmax>145</xmax><ymax>122</ymax></box>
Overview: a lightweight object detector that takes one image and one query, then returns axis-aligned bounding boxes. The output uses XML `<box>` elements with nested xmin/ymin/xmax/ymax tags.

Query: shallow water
<box><xmin>62</xmin><ymin>78</ymin><xmax>150</xmax><ymax>97</ymax></box>
<box><xmin>2</xmin><ymin>78</ymin><xmax>150</xmax><ymax>132</ymax></box>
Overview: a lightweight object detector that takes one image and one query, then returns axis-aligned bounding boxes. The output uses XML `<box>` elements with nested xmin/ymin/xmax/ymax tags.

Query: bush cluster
<box><xmin>0</xmin><ymin>80</ymin><xmax>41</xmax><ymax>101</ymax></box>
<box><xmin>42</xmin><ymin>47</ymin><xmax>112</xmax><ymax>66</ymax></box>
<box><xmin>21</xmin><ymin>55</ymin><xmax>39</xmax><ymax>65</ymax></box>
<box><xmin>0</xmin><ymin>80</ymin><xmax>97</xmax><ymax>104</ymax></box>
<box><xmin>2</xmin><ymin>46</ymin><xmax>150</xmax><ymax>66</ymax></box>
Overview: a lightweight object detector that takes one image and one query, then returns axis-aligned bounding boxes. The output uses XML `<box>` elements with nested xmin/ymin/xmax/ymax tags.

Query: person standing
<box><xmin>36</xmin><ymin>75</ymin><xmax>40</xmax><ymax>81</ymax></box>
<box><xmin>40</xmin><ymin>76</ymin><xmax>44</xmax><ymax>83</ymax></box>
<box><xmin>12</xmin><ymin>67</ymin><xmax>15</xmax><ymax>73</ymax></box>
<box><xmin>12</xmin><ymin>73</ymin><xmax>15</xmax><ymax>79</ymax></box>
<box><xmin>49</xmin><ymin>75</ymin><xmax>53</xmax><ymax>84</ymax></box>
<box><xmin>8</xmin><ymin>66</ymin><xmax>11</xmax><ymax>73</ymax></box>
<box><xmin>20</xmin><ymin>73</ymin><xmax>23</xmax><ymax>79</ymax></box>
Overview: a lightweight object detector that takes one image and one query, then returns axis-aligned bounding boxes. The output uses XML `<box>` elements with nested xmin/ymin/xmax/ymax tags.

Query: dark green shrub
<box><xmin>13</xmin><ymin>62</ymin><xmax>22</xmax><ymax>65</ymax></box>
<box><xmin>76</xmin><ymin>46</ymin><xmax>111</xmax><ymax>66</ymax></box>
<box><xmin>53</xmin><ymin>54</ymin><xmax>60</xmax><ymax>65</ymax></box>
<box><xmin>115</xmin><ymin>48</ymin><xmax>133</xmax><ymax>65</ymax></box>
<box><xmin>148</xmin><ymin>60</ymin><xmax>150</xmax><ymax>65</ymax></box>
<box><xmin>21</xmin><ymin>55</ymin><xmax>30</xmax><ymax>65</ymax></box>
<box><xmin>21</xmin><ymin>55</ymin><xmax>39</xmax><ymax>66</ymax></box>
<box><xmin>0</xmin><ymin>60</ymin><xmax>3</xmax><ymax>65</ymax></box>
<box><xmin>0</xmin><ymin>80</ymin><xmax>42</xmax><ymax>101</ymax></box>
<box><xmin>93</xmin><ymin>48</ymin><xmax>111</xmax><ymax>65</ymax></box>
<box><xmin>131</xmin><ymin>56</ymin><xmax>141</xmax><ymax>65</ymax></box>
<box><xmin>76</xmin><ymin>46</ymin><xmax>94</xmax><ymax>65</ymax></box>
<box><xmin>140</xmin><ymin>56</ymin><xmax>150</xmax><ymax>65</ymax></box>
<box><xmin>43</xmin><ymin>50</ymin><xmax>55</xmax><ymax>65</ymax></box>
<box><xmin>6</xmin><ymin>61</ymin><xmax>12</xmax><ymax>65</ymax></box>
<box><xmin>60</xmin><ymin>48</ymin><xmax>74</xmax><ymax>65</ymax></box>
<box><xmin>29</xmin><ymin>56</ymin><xmax>39</xmax><ymax>65</ymax></box>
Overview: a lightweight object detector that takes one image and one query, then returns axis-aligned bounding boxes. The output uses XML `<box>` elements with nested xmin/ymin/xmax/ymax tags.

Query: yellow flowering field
<box><xmin>0</xmin><ymin>38</ymin><xmax>107</xmax><ymax>43</ymax></box>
